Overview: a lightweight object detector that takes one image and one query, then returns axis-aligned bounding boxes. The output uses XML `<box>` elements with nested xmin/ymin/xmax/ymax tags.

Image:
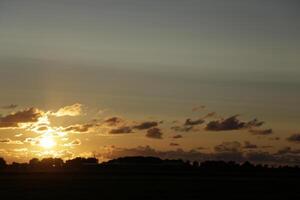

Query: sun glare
<box><xmin>39</xmin><ymin>137</ymin><xmax>56</xmax><ymax>149</ymax></box>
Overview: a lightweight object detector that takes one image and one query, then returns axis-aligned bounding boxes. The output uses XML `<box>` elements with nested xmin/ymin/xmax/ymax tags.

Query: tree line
<box><xmin>0</xmin><ymin>156</ymin><xmax>299</xmax><ymax>172</ymax></box>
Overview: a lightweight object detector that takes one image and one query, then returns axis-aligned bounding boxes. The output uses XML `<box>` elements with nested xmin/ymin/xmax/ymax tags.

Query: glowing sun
<box><xmin>39</xmin><ymin>137</ymin><xmax>56</xmax><ymax>149</ymax></box>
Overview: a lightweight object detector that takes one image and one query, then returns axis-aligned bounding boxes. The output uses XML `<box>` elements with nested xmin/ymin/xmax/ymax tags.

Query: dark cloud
<box><xmin>170</xmin><ymin>118</ymin><xmax>204</xmax><ymax>133</ymax></box>
<box><xmin>64</xmin><ymin>123</ymin><xmax>94</xmax><ymax>133</ymax></box>
<box><xmin>184</xmin><ymin>118</ymin><xmax>205</xmax><ymax>126</ymax></box>
<box><xmin>249</xmin><ymin>128</ymin><xmax>273</xmax><ymax>135</ymax></box>
<box><xmin>133</xmin><ymin>121</ymin><xmax>158</xmax><ymax>130</ymax></box>
<box><xmin>243</xmin><ymin>141</ymin><xmax>258</xmax><ymax>149</ymax></box>
<box><xmin>276</xmin><ymin>147</ymin><xmax>300</xmax><ymax>155</ymax></box>
<box><xmin>1</xmin><ymin>104</ymin><xmax>18</xmax><ymax>109</ymax></box>
<box><xmin>172</xmin><ymin>134</ymin><xmax>183</xmax><ymax>139</ymax></box>
<box><xmin>109</xmin><ymin>126</ymin><xmax>133</xmax><ymax>134</ymax></box>
<box><xmin>205</xmin><ymin>115</ymin><xmax>264</xmax><ymax>131</ymax></box>
<box><xmin>146</xmin><ymin>128</ymin><xmax>163</xmax><ymax>139</ymax></box>
<box><xmin>287</xmin><ymin>134</ymin><xmax>300</xmax><ymax>143</ymax></box>
<box><xmin>0</xmin><ymin>108</ymin><xmax>42</xmax><ymax>128</ymax></box>
<box><xmin>104</xmin><ymin>117</ymin><xmax>123</xmax><ymax>126</ymax></box>
<box><xmin>170</xmin><ymin>143</ymin><xmax>180</xmax><ymax>146</ymax></box>
<box><xmin>214</xmin><ymin>141</ymin><xmax>242</xmax><ymax>153</ymax></box>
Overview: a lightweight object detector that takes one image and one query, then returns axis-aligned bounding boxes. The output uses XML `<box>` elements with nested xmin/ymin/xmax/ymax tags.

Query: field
<box><xmin>1</xmin><ymin>169</ymin><xmax>299</xmax><ymax>199</ymax></box>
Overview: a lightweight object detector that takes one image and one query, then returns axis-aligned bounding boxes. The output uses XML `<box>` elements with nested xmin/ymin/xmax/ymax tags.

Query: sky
<box><xmin>0</xmin><ymin>0</ymin><xmax>300</xmax><ymax>164</ymax></box>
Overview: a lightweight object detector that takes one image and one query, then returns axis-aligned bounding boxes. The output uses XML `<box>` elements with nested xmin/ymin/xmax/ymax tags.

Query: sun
<box><xmin>39</xmin><ymin>137</ymin><xmax>56</xmax><ymax>149</ymax></box>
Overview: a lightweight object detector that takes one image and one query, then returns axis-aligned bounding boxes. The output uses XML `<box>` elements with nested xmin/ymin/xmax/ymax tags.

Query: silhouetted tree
<box><xmin>0</xmin><ymin>157</ymin><xmax>6</xmax><ymax>169</ymax></box>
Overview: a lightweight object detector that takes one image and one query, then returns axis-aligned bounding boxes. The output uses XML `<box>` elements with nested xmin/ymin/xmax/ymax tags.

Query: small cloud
<box><xmin>104</xmin><ymin>117</ymin><xmax>123</xmax><ymax>126</ymax></box>
<box><xmin>1</xmin><ymin>104</ymin><xmax>18</xmax><ymax>109</ymax></box>
<box><xmin>0</xmin><ymin>138</ymin><xmax>23</xmax><ymax>144</ymax></box>
<box><xmin>171</xmin><ymin>126</ymin><xmax>193</xmax><ymax>132</ymax></box>
<box><xmin>192</xmin><ymin>105</ymin><xmax>205</xmax><ymax>112</ymax></box>
<box><xmin>170</xmin><ymin>143</ymin><xmax>180</xmax><ymax>146</ymax></box>
<box><xmin>133</xmin><ymin>121</ymin><xmax>158</xmax><ymax>130</ymax></box>
<box><xmin>243</xmin><ymin>141</ymin><xmax>258</xmax><ymax>149</ymax></box>
<box><xmin>214</xmin><ymin>141</ymin><xmax>242</xmax><ymax>153</ymax></box>
<box><xmin>64</xmin><ymin>139</ymin><xmax>81</xmax><ymax>147</ymax></box>
<box><xmin>64</xmin><ymin>123</ymin><xmax>94</xmax><ymax>133</ymax></box>
<box><xmin>13</xmin><ymin>148</ymin><xmax>28</xmax><ymax>152</ymax></box>
<box><xmin>109</xmin><ymin>126</ymin><xmax>132</xmax><ymax>134</ymax></box>
<box><xmin>276</xmin><ymin>147</ymin><xmax>300</xmax><ymax>155</ymax></box>
<box><xmin>14</xmin><ymin>133</ymin><xmax>23</xmax><ymax>137</ymax></box>
<box><xmin>172</xmin><ymin>134</ymin><xmax>183</xmax><ymax>139</ymax></box>
<box><xmin>146</xmin><ymin>128</ymin><xmax>163</xmax><ymax>139</ymax></box>
<box><xmin>249</xmin><ymin>128</ymin><xmax>273</xmax><ymax>135</ymax></box>
<box><xmin>287</xmin><ymin>134</ymin><xmax>300</xmax><ymax>143</ymax></box>
<box><xmin>203</xmin><ymin>112</ymin><xmax>217</xmax><ymax>119</ymax></box>
<box><xmin>52</xmin><ymin>103</ymin><xmax>83</xmax><ymax>117</ymax></box>
<box><xmin>269</xmin><ymin>137</ymin><xmax>280</xmax><ymax>141</ymax></box>
<box><xmin>184</xmin><ymin>118</ymin><xmax>205</xmax><ymax>126</ymax></box>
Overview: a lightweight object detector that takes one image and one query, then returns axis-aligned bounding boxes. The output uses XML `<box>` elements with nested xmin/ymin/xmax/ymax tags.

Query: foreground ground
<box><xmin>1</xmin><ymin>169</ymin><xmax>299</xmax><ymax>200</ymax></box>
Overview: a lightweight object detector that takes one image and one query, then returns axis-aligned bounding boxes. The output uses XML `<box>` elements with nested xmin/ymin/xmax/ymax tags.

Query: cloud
<box><xmin>64</xmin><ymin>123</ymin><xmax>95</xmax><ymax>133</ymax></box>
<box><xmin>64</xmin><ymin>139</ymin><xmax>81</xmax><ymax>147</ymax></box>
<box><xmin>205</xmin><ymin>115</ymin><xmax>264</xmax><ymax>131</ymax></box>
<box><xmin>192</xmin><ymin>105</ymin><xmax>205</xmax><ymax>112</ymax></box>
<box><xmin>52</xmin><ymin>103</ymin><xmax>83</xmax><ymax>117</ymax></box>
<box><xmin>170</xmin><ymin>118</ymin><xmax>204</xmax><ymax>133</ymax></box>
<box><xmin>109</xmin><ymin>126</ymin><xmax>133</xmax><ymax>134</ymax></box>
<box><xmin>287</xmin><ymin>134</ymin><xmax>300</xmax><ymax>143</ymax></box>
<box><xmin>104</xmin><ymin>117</ymin><xmax>123</xmax><ymax>126</ymax></box>
<box><xmin>243</xmin><ymin>141</ymin><xmax>258</xmax><ymax>149</ymax></box>
<box><xmin>214</xmin><ymin>141</ymin><xmax>242</xmax><ymax>153</ymax></box>
<box><xmin>0</xmin><ymin>108</ymin><xmax>42</xmax><ymax>128</ymax></box>
<box><xmin>1</xmin><ymin>104</ymin><xmax>18</xmax><ymax>109</ymax></box>
<box><xmin>170</xmin><ymin>143</ymin><xmax>180</xmax><ymax>146</ymax></box>
<box><xmin>203</xmin><ymin>112</ymin><xmax>217</xmax><ymax>118</ymax></box>
<box><xmin>249</xmin><ymin>128</ymin><xmax>273</xmax><ymax>135</ymax></box>
<box><xmin>133</xmin><ymin>121</ymin><xmax>158</xmax><ymax>130</ymax></box>
<box><xmin>184</xmin><ymin>118</ymin><xmax>205</xmax><ymax>126</ymax></box>
<box><xmin>172</xmin><ymin>134</ymin><xmax>183</xmax><ymax>139</ymax></box>
<box><xmin>0</xmin><ymin>138</ymin><xmax>23</xmax><ymax>145</ymax></box>
<box><xmin>146</xmin><ymin>128</ymin><xmax>163</xmax><ymax>139</ymax></box>
<box><xmin>276</xmin><ymin>147</ymin><xmax>300</xmax><ymax>155</ymax></box>
<box><xmin>171</xmin><ymin>126</ymin><xmax>193</xmax><ymax>132</ymax></box>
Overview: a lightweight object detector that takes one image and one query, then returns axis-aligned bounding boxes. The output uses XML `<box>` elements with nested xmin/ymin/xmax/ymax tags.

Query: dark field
<box><xmin>1</xmin><ymin>170</ymin><xmax>300</xmax><ymax>200</ymax></box>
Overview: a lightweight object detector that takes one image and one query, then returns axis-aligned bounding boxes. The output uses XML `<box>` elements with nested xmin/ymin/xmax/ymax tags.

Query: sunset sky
<box><xmin>1</xmin><ymin>0</ymin><xmax>300</xmax><ymax>164</ymax></box>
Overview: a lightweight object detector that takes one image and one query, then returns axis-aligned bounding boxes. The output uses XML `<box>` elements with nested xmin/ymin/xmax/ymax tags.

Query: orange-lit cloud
<box><xmin>51</xmin><ymin>103</ymin><xmax>83</xmax><ymax>117</ymax></box>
